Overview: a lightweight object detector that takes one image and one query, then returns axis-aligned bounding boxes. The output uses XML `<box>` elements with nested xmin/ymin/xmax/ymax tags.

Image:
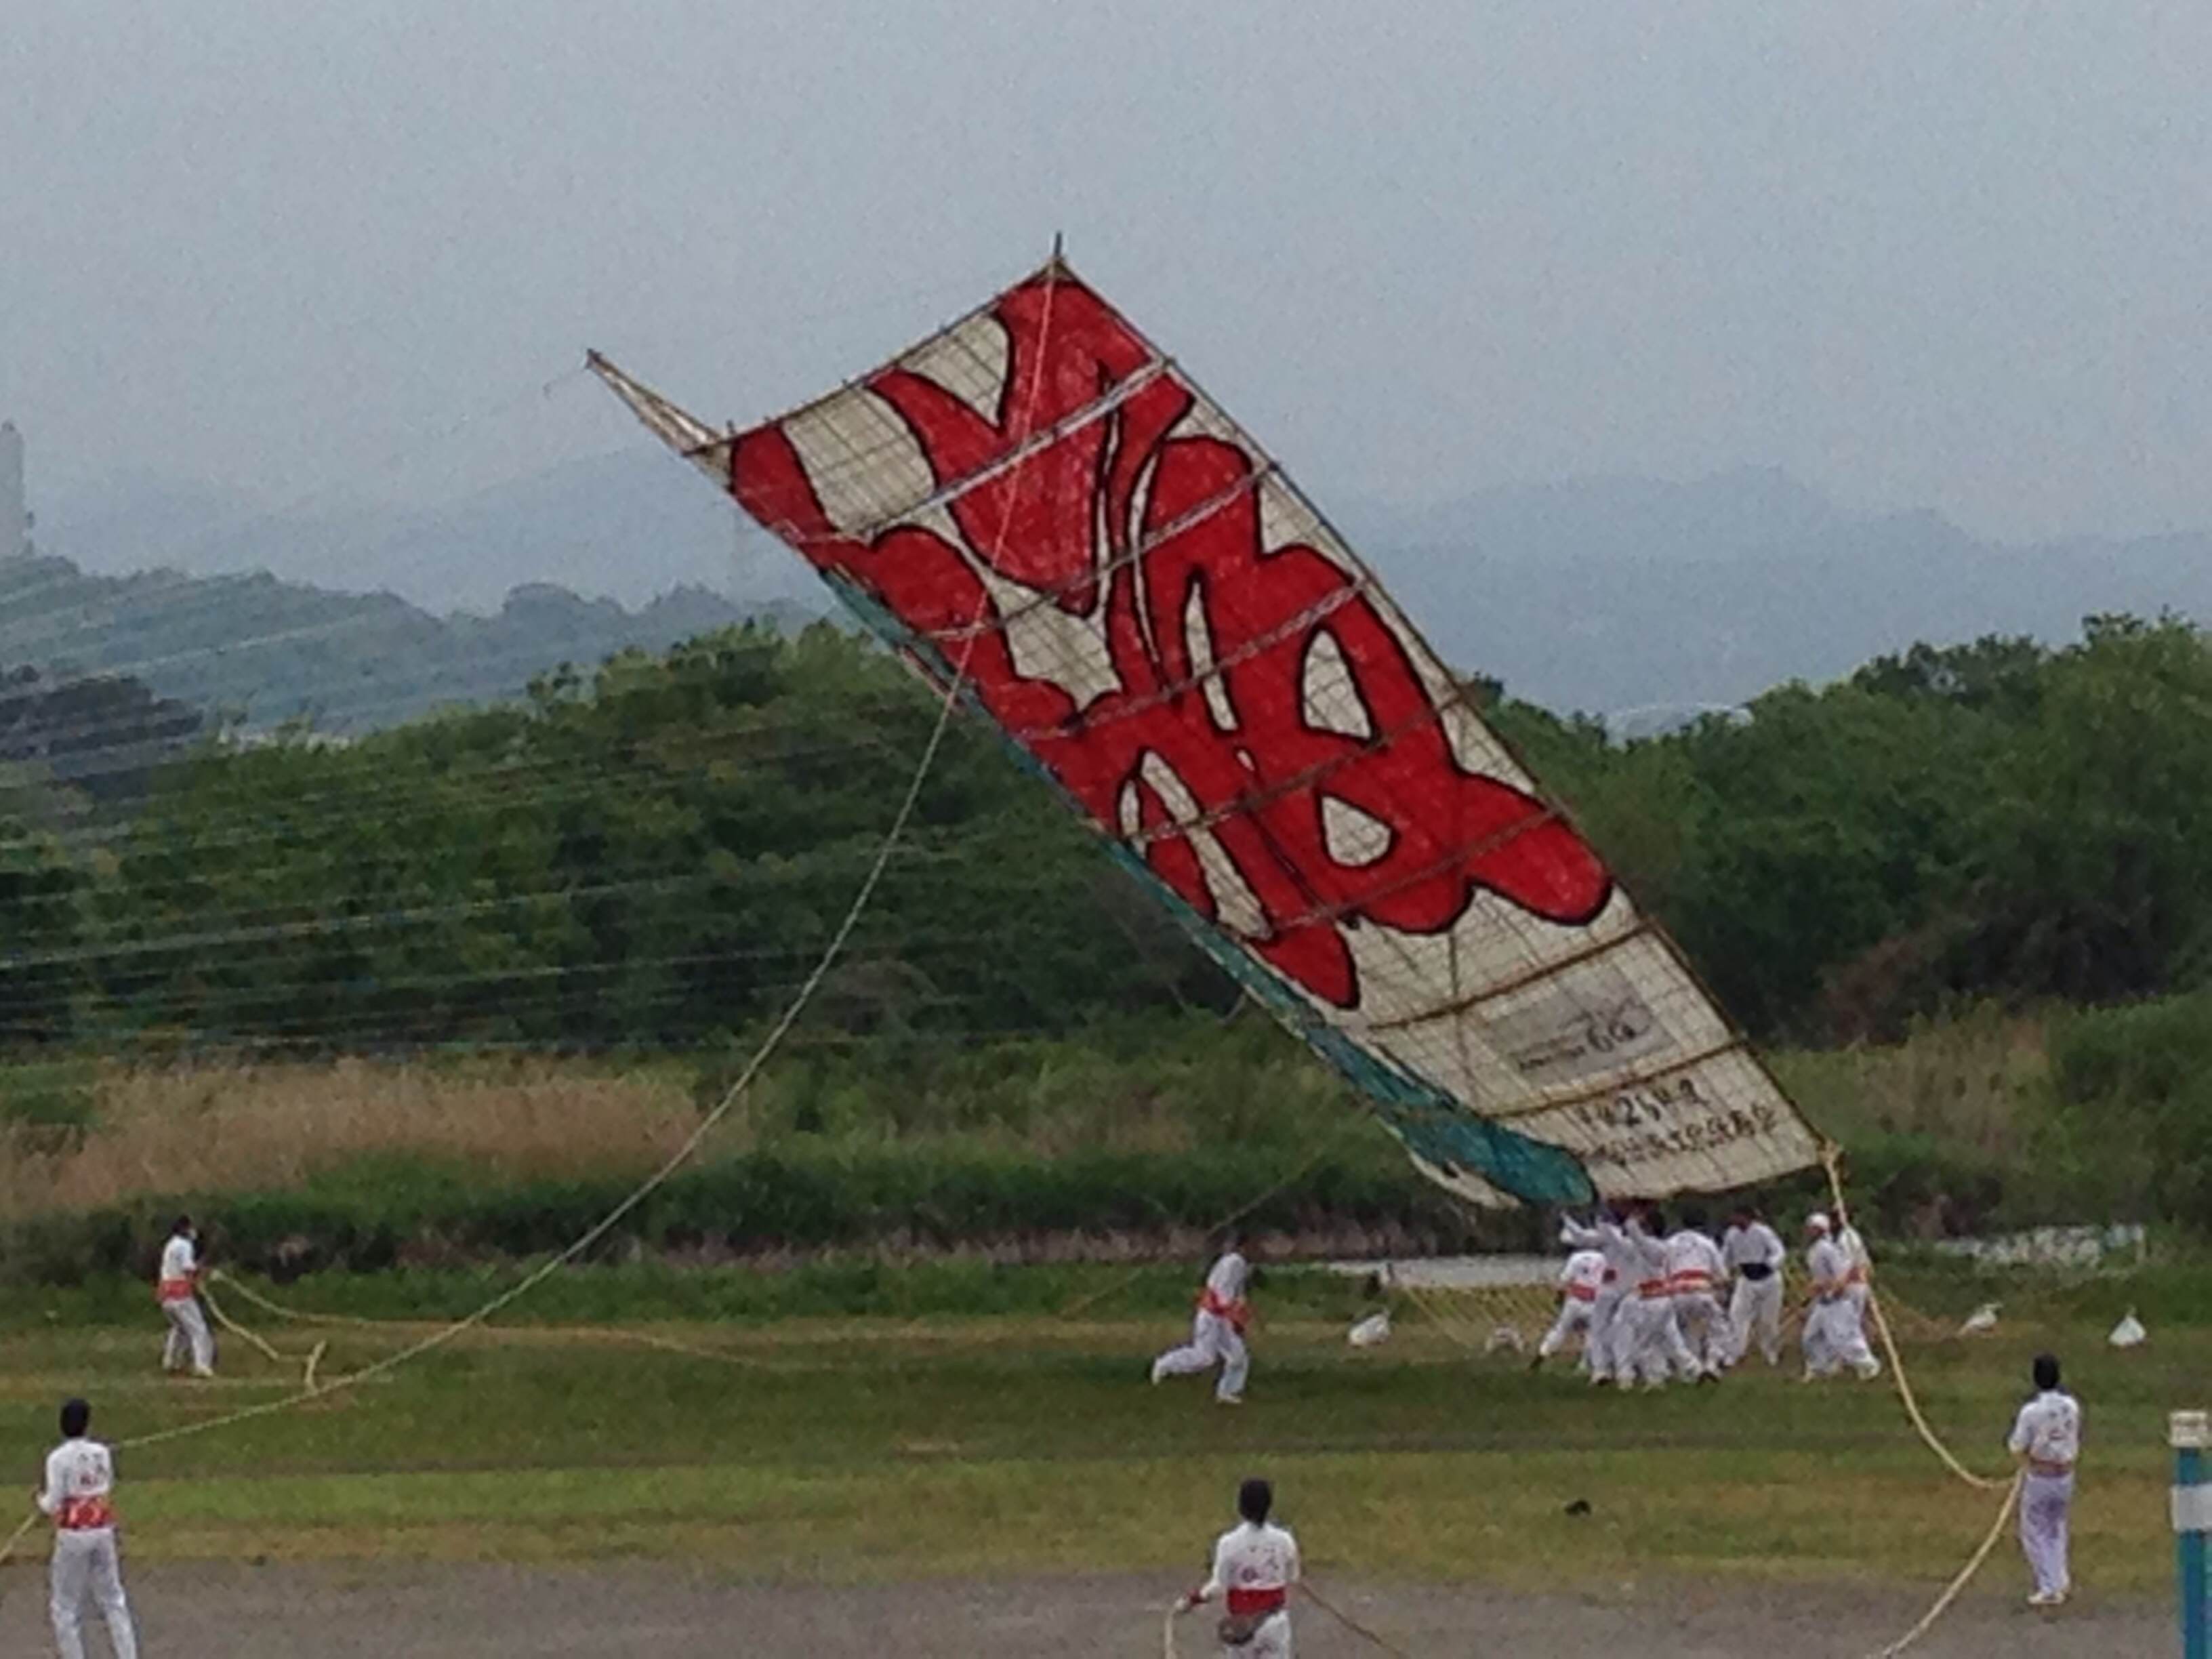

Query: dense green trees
<box><xmin>1</xmin><ymin>612</ymin><xmax>2209</xmax><ymax>1058</ymax></box>
<box><xmin>20</xmin><ymin>623</ymin><xmax>1229</xmax><ymax>1053</ymax></box>
<box><xmin>1502</xmin><ymin>614</ymin><xmax>2212</xmax><ymax>1040</ymax></box>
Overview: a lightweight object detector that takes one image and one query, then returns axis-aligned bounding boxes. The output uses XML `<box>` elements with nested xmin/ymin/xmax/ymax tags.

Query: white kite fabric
<box><xmin>591</xmin><ymin>259</ymin><xmax>1821</xmax><ymax>1207</ymax></box>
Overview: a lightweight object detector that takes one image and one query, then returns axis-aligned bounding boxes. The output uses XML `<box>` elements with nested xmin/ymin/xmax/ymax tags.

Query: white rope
<box><xmin>1862</xmin><ymin>1473</ymin><xmax>2022</xmax><ymax>1658</ymax></box>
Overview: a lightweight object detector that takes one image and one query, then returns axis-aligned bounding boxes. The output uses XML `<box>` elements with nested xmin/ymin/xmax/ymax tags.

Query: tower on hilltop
<box><xmin>0</xmin><ymin>422</ymin><xmax>24</xmax><ymax>560</ymax></box>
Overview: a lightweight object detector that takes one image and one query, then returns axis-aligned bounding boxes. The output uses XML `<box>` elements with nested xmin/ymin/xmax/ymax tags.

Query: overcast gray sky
<box><xmin>5</xmin><ymin>2</ymin><xmax>2209</xmax><ymax>550</ymax></box>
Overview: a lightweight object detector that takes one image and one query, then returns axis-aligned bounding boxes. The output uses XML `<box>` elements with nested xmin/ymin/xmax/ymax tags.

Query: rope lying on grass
<box><xmin>1862</xmin><ymin>1474</ymin><xmax>2023</xmax><ymax>1659</ymax></box>
<box><xmin>205</xmin><ymin>1269</ymin><xmax>780</xmax><ymax>1375</ymax></box>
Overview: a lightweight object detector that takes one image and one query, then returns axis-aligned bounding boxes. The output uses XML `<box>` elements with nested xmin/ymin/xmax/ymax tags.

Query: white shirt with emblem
<box><xmin>1201</xmin><ymin>1519</ymin><xmax>1300</xmax><ymax>1605</ymax></box>
<box><xmin>2008</xmin><ymin>1389</ymin><xmax>2083</xmax><ymax>1469</ymax></box>
<box><xmin>39</xmin><ymin>1438</ymin><xmax>119</xmax><ymax>1531</ymax></box>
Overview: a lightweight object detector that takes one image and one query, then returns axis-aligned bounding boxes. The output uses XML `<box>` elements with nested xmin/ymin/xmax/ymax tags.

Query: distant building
<box><xmin>0</xmin><ymin>422</ymin><xmax>25</xmax><ymax>560</ymax></box>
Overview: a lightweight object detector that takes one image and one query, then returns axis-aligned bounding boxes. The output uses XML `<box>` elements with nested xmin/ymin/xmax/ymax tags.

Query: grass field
<box><xmin>0</xmin><ymin>1265</ymin><xmax>2190</xmax><ymax>1605</ymax></box>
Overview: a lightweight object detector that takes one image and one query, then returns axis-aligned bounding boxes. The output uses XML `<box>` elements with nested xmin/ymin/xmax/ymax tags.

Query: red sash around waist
<box><xmin>1565</xmin><ymin>1284</ymin><xmax>1598</xmax><ymax>1303</ymax></box>
<box><xmin>1226</xmin><ymin>1586</ymin><xmax>1286</xmax><ymax>1617</ymax></box>
<box><xmin>1637</xmin><ymin>1279</ymin><xmax>1669</xmax><ymax>1299</ymax></box>
<box><xmin>157</xmin><ymin>1277</ymin><xmax>194</xmax><ymax>1304</ymax></box>
<box><xmin>1198</xmin><ymin>1289</ymin><xmax>1250</xmax><ymax>1330</ymax></box>
<box><xmin>57</xmin><ymin>1496</ymin><xmax>115</xmax><ymax>1531</ymax></box>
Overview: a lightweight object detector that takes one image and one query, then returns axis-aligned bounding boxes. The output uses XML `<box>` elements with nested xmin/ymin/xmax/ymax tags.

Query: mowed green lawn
<box><xmin>0</xmin><ymin>1271</ymin><xmax>2194</xmax><ymax>1595</ymax></box>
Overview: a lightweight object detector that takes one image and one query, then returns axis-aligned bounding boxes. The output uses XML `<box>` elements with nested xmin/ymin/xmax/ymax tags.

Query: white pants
<box><xmin>2020</xmin><ymin>1471</ymin><xmax>2073</xmax><ymax>1598</ymax></box>
<box><xmin>1584</xmin><ymin>1285</ymin><xmax>1624</xmax><ymax>1380</ymax></box>
<box><xmin>1611</xmin><ymin>1296</ymin><xmax>1687</xmax><ymax>1388</ymax></box>
<box><xmin>1671</xmin><ymin>1291</ymin><xmax>1732</xmax><ymax>1376</ymax></box>
<box><xmin>1803</xmin><ymin>1297</ymin><xmax>1879</xmax><ymax>1378</ymax></box>
<box><xmin>1538</xmin><ymin>1298</ymin><xmax>1595</xmax><ymax>1363</ymax></box>
<box><xmin>1153</xmin><ymin>1311</ymin><xmax>1249</xmax><ymax>1400</ymax></box>
<box><xmin>1726</xmin><ymin>1274</ymin><xmax>1783</xmax><ymax>1366</ymax></box>
<box><xmin>50</xmin><ymin>1529</ymin><xmax>138</xmax><ymax>1659</ymax></box>
<box><xmin>1218</xmin><ymin>1608</ymin><xmax>1292</xmax><ymax>1657</ymax></box>
<box><xmin>162</xmin><ymin>1296</ymin><xmax>215</xmax><ymax>1373</ymax></box>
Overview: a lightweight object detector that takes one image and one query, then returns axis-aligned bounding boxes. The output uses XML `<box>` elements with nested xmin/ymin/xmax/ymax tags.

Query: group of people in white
<box><xmin>1536</xmin><ymin>1202</ymin><xmax>1880</xmax><ymax>1387</ymax></box>
<box><xmin>22</xmin><ymin>1210</ymin><xmax>2083</xmax><ymax>1659</ymax></box>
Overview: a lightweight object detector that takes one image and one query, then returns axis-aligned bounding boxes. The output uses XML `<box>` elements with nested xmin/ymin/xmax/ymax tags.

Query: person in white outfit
<box><xmin>1664</xmin><ymin>1210</ymin><xmax>1731</xmax><ymax>1381</ymax></box>
<box><xmin>1801</xmin><ymin>1212</ymin><xmax>1880</xmax><ymax>1380</ymax></box>
<box><xmin>1555</xmin><ymin>1212</ymin><xmax>1633</xmax><ymax>1386</ymax></box>
<box><xmin>2008</xmin><ymin>1352</ymin><xmax>2082</xmax><ymax>1609</ymax></box>
<box><xmin>1570</xmin><ymin>1206</ymin><xmax>1687</xmax><ymax>1389</ymax></box>
<box><xmin>1174</xmin><ymin>1476</ymin><xmax>1300</xmax><ymax>1657</ymax></box>
<box><xmin>1152</xmin><ymin>1233</ymin><xmax>1252</xmax><ymax>1404</ymax></box>
<box><xmin>1837</xmin><ymin>1210</ymin><xmax>1875</xmax><ymax>1325</ymax></box>
<box><xmin>157</xmin><ymin>1214</ymin><xmax>216</xmax><ymax>1378</ymax></box>
<box><xmin>37</xmin><ymin>1397</ymin><xmax>140</xmax><ymax>1659</ymax></box>
<box><xmin>1719</xmin><ymin>1206</ymin><xmax>1786</xmax><ymax>1368</ymax></box>
<box><xmin>1532</xmin><ymin>1247</ymin><xmax>1608</xmax><ymax>1373</ymax></box>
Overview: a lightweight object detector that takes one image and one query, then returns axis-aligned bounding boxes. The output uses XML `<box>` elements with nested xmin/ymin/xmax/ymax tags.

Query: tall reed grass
<box><xmin>0</xmin><ymin>1059</ymin><xmax>705</xmax><ymax>1221</ymax></box>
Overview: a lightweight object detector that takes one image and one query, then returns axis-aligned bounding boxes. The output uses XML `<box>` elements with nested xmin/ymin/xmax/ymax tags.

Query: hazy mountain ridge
<box><xmin>36</xmin><ymin>449</ymin><xmax>829</xmax><ymax>615</ymax></box>
<box><xmin>1338</xmin><ymin>468</ymin><xmax>2212</xmax><ymax>714</ymax></box>
<box><xmin>0</xmin><ymin>553</ymin><xmax>811</xmax><ymax>733</ymax></box>
<box><xmin>18</xmin><ymin>458</ymin><xmax>2212</xmax><ymax>726</ymax></box>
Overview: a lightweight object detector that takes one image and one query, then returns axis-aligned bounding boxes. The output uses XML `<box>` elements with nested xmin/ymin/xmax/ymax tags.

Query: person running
<box><xmin>1532</xmin><ymin>1246</ymin><xmax>1608</xmax><ymax>1373</ymax></box>
<box><xmin>37</xmin><ymin>1397</ymin><xmax>140</xmax><ymax>1659</ymax></box>
<box><xmin>1719</xmin><ymin>1205</ymin><xmax>1786</xmax><ymax>1368</ymax></box>
<box><xmin>2008</xmin><ymin>1352</ymin><xmax>2082</xmax><ymax>1610</ymax></box>
<box><xmin>157</xmin><ymin>1214</ymin><xmax>216</xmax><ymax>1378</ymax></box>
<box><xmin>1801</xmin><ymin>1212</ymin><xmax>1880</xmax><ymax>1380</ymax></box>
<box><xmin>1174</xmin><ymin>1476</ymin><xmax>1300</xmax><ymax>1656</ymax></box>
<box><xmin>1152</xmin><ymin>1231</ymin><xmax>1252</xmax><ymax>1404</ymax></box>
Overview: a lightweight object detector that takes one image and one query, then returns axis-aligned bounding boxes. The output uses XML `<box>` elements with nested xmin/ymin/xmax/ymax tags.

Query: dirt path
<box><xmin>0</xmin><ymin>1563</ymin><xmax>2165</xmax><ymax>1656</ymax></box>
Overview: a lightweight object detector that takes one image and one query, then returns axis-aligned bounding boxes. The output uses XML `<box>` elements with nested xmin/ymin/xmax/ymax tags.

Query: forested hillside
<box><xmin>3</xmin><ymin>611</ymin><xmax>2209</xmax><ymax>1054</ymax></box>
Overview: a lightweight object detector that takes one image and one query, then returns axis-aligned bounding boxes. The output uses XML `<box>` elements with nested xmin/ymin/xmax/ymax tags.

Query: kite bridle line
<box><xmin>0</xmin><ymin>255</ymin><xmax>1069</xmax><ymax>1565</ymax></box>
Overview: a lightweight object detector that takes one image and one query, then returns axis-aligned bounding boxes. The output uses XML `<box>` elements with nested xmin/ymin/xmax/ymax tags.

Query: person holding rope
<box><xmin>1174</xmin><ymin>1475</ymin><xmax>1300</xmax><ymax>1656</ymax></box>
<box><xmin>1801</xmin><ymin>1212</ymin><xmax>1880</xmax><ymax>1380</ymax></box>
<box><xmin>35</xmin><ymin>1397</ymin><xmax>140</xmax><ymax>1659</ymax></box>
<box><xmin>1151</xmin><ymin>1229</ymin><xmax>1253</xmax><ymax>1405</ymax></box>
<box><xmin>2007</xmin><ymin>1351</ymin><xmax>2081</xmax><ymax>1610</ymax></box>
<box><xmin>157</xmin><ymin>1214</ymin><xmax>216</xmax><ymax>1378</ymax></box>
<box><xmin>1835</xmin><ymin>1202</ymin><xmax>1875</xmax><ymax>1324</ymax></box>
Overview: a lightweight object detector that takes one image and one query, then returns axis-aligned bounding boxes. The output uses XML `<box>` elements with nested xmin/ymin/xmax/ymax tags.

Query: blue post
<box><xmin>2176</xmin><ymin>1411</ymin><xmax>2209</xmax><ymax>1659</ymax></box>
